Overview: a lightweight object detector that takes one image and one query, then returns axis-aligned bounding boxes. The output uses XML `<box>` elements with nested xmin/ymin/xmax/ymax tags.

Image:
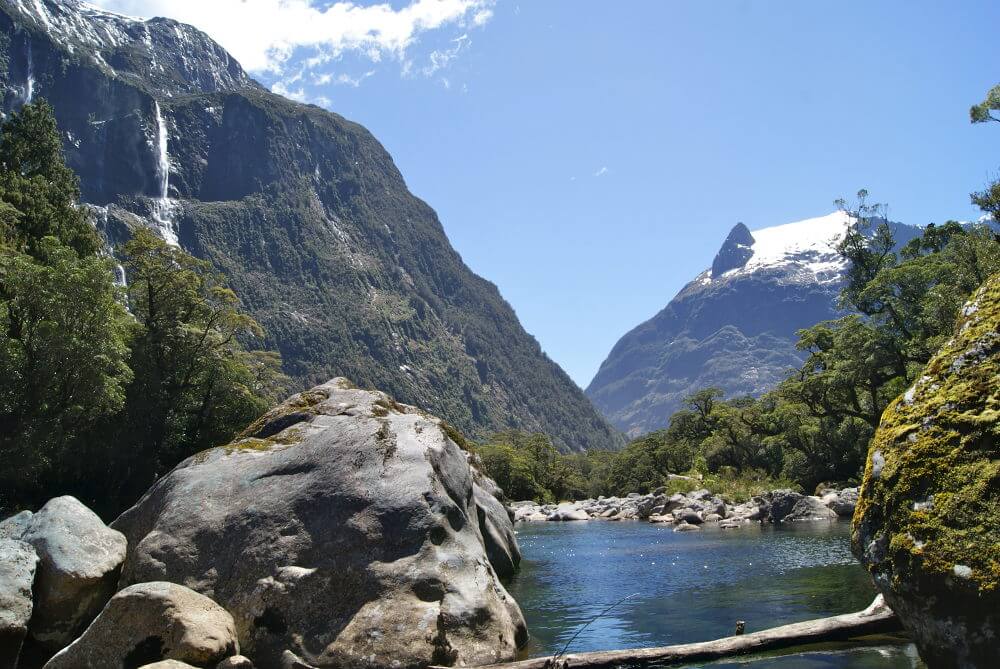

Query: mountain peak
<box><xmin>711</xmin><ymin>222</ymin><xmax>755</xmax><ymax>277</ymax></box>
<box><xmin>2</xmin><ymin>0</ymin><xmax>259</xmax><ymax>96</ymax></box>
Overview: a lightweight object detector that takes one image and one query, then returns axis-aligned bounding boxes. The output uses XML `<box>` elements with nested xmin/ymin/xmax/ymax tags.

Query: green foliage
<box><xmin>475</xmin><ymin>431</ymin><xmax>594</xmax><ymax>502</ymax></box>
<box><xmin>0</xmin><ymin>101</ymin><xmax>97</xmax><ymax>258</ymax></box>
<box><xmin>0</xmin><ymin>238</ymin><xmax>132</xmax><ymax>508</ymax></box>
<box><xmin>0</xmin><ymin>103</ymin><xmax>283</xmax><ymax>516</ymax></box>
<box><xmin>970</xmin><ymin>83</ymin><xmax>1000</xmax><ymax>124</ymax></box>
<box><xmin>105</xmin><ymin>229</ymin><xmax>287</xmax><ymax>505</ymax></box>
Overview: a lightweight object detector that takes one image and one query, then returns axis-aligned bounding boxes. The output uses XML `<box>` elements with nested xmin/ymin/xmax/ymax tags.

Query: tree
<box><xmin>0</xmin><ymin>239</ymin><xmax>132</xmax><ymax>510</ymax></box>
<box><xmin>108</xmin><ymin>229</ymin><xmax>286</xmax><ymax>503</ymax></box>
<box><xmin>970</xmin><ymin>83</ymin><xmax>1000</xmax><ymax>124</ymax></box>
<box><xmin>0</xmin><ymin>101</ymin><xmax>97</xmax><ymax>258</ymax></box>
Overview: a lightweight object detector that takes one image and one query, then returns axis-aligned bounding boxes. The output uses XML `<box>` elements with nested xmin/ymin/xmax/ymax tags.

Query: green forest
<box><xmin>4</xmin><ymin>88</ymin><xmax>1000</xmax><ymax>514</ymax></box>
<box><xmin>0</xmin><ymin>102</ymin><xmax>286</xmax><ymax>518</ymax></box>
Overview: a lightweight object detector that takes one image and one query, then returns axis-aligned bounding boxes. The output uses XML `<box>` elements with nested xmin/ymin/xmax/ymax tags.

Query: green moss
<box><xmin>439</xmin><ymin>421</ymin><xmax>474</xmax><ymax>452</ymax></box>
<box><xmin>239</xmin><ymin>387</ymin><xmax>330</xmax><ymax>439</ymax></box>
<box><xmin>854</xmin><ymin>273</ymin><xmax>1000</xmax><ymax>595</ymax></box>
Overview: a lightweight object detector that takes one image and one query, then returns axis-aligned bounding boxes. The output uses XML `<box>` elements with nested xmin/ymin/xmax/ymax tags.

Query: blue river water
<box><xmin>505</xmin><ymin>520</ymin><xmax>924</xmax><ymax>668</ymax></box>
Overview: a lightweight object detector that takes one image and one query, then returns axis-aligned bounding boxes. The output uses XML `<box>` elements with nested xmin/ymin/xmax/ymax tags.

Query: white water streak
<box><xmin>24</xmin><ymin>40</ymin><xmax>34</xmax><ymax>103</ymax></box>
<box><xmin>151</xmin><ymin>101</ymin><xmax>178</xmax><ymax>246</ymax></box>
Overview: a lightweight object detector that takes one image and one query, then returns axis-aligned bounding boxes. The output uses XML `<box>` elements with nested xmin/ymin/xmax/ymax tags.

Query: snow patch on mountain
<box><xmin>712</xmin><ymin>211</ymin><xmax>853</xmax><ymax>283</ymax></box>
<box><xmin>3</xmin><ymin>0</ymin><xmax>257</xmax><ymax>95</ymax></box>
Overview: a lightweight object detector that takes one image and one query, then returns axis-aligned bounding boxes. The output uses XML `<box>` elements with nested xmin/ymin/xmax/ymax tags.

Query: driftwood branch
<box><xmin>454</xmin><ymin>595</ymin><xmax>902</xmax><ymax>669</ymax></box>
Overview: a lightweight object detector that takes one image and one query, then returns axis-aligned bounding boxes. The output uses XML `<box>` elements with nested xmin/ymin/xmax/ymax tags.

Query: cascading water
<box><xmin>24</xmin><ymin>40</ymin><xmax>34</xmax><ymax>104</ymax></box>
<box><xmin>150</xmin><ymin>101</ymin><xmax>179</xmax><ymax>246</ymax></box>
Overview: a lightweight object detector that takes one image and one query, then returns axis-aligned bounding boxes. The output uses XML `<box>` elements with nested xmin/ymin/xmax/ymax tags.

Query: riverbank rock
<box><xmin>853</xmin><ymin>274</ymin><xmax>1000</xmax><ymax>668</ymax></box>
<box><xmin>112</xmin><ymin>379</ymin><xmax>527</xmax><ymax>669</ymax></box>
<box><xmin>0</xmin><ymin>539</ymin><xmax>37</xmax><ymax>668</ymax></box>
<box><xmin>45</xmin><ymin>582</ymin><xmax>238</xmax><ymax>669</ymax></box>
<box><xmin>783</xmin><ymin>496</ymin><xmax>837</xmax><ymax>522</ymax></box>
<box><xmin>822</xmin><ymin>488</ymin><xmax>859</xmax><ymax>517</ymax></box>
<box><xmin>512</xmin><ymin>485</ymin><xmax>856</xmax><ymax>528</ymax></box>
<box><xmin>8</xmin><ymin>496</ymin><xmax>127</xmax><ymax>651</ymax></box>
<box><xmin>547</xmin><ymin>505</ymin><xmax>590</xmax><ymax>521</ymax></box>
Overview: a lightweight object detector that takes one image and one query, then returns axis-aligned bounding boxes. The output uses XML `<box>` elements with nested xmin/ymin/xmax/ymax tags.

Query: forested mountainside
<box><xmin>587</xmin><ymin>212</ymin><xmax>920</xmax><ymax>436</ymax></box>
<box><xmin>0</xmin><ymin>0</ymin><xmax>623</xmax><ymax>451</ymax></box>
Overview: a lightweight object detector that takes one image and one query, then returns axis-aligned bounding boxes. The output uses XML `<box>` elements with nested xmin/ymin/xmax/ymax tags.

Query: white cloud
<box><xmin>270</xmin><ymin>80</ymin><xmax>307</xmax><ymax>102</ymax></box>
<box><xmin>423</xmin><ymin>34</ymin><xmax>469</xmax><ymax>76</ymax></box>
<box><xmin>89</xmin><ymin>0</ymin><xmax>496</xmax><ymax>74</ymax></box>
<box><xmin>593</xmin><ymin>166</ymin><xmax>609</xmax><ymax>177</ymax></box>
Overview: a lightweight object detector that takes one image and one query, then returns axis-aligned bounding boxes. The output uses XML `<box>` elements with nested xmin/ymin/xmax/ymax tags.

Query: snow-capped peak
<box><xmin>3</xmin><ymin>0</ymin><xmax>258</xmax><ymax>96</ymax></box>
<box><xmin>709</xmin><ymin>211</ymin><xmax>854</xmax><ymax>283</ymax></box>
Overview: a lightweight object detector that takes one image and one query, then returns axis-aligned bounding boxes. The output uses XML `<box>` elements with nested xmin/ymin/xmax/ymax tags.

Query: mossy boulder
<box><xmin>852</xmin><ymin>273</ymin><xmax>1000</xmax><ymax>668</ymax></box>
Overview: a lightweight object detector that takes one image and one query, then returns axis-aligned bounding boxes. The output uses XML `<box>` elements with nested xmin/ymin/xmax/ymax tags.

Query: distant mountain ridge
<box><xmin>0</xmin><ymin>0</ymin><xmax>624</xmax><ymax>452</ymax></box>
<box><xmin>586</xmin><ymin>212</ymin><xmax>920</xmax><ymax>436</ymax></box>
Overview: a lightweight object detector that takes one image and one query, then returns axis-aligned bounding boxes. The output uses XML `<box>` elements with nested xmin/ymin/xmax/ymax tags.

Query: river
<box><xmin>506</xmin><ymin>520</ymin><xmax>923</xmax><ymax>668</ymax></box>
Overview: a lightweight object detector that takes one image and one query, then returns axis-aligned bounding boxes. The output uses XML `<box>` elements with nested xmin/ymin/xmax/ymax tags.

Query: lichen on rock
<box><xmin>112</xmin><ymin>378</ymin><xmax>526</xmax><ymax>669</ymax></box>
<box><xmin>852</xmin><ymin>272</ymin><xmax>1000</xmax><ymax>668</ymax></box>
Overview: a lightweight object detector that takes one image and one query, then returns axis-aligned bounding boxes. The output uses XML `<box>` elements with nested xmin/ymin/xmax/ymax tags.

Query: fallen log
<box><xmin>451</xmin><ymin>595</ymin><xmax>902</xmax><ymax>669</ymax></box>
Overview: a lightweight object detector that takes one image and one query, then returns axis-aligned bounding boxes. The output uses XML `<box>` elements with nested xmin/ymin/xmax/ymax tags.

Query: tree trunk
<box><xmin>454</xmin><ymin>595</ymin><xmax>902</xmax><ymax>669</ymax></box>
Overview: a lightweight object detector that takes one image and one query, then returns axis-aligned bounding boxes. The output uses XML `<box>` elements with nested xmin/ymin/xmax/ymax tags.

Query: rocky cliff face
<box><xmin>0</xmin><ymin>0</ymin><xmax>622</xmax><ymax>452</ymax></box>
<box><xmin>586</xmin><ymin>212</ymin><xmax>919</xmax><ymax>436</ymax></box>
<box><xmin>852</xmin><ymin>273</ymin><xmax>1000</xmax><ymax>669</ymax></box>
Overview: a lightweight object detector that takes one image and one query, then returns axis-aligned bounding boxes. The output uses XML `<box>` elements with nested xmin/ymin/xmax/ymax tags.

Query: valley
<box><xmin>0</xmin><ymin>2</ymin><xmax>998</xmax><ymax>669</ymax></box>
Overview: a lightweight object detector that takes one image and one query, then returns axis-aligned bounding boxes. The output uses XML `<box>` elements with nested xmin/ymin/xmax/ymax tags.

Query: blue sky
<box><xmin>95</xmin><ymin>0</ymin><xmax>1000</xmax><ymax>388</ymax></box>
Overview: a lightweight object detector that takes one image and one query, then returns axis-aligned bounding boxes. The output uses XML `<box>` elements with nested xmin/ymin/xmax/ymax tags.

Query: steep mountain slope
<box><xmin>587</xmin><ymin>212</ymin><xmax>919</xmax><ymax>436</ymax></box>
<box><xmin>0</xmin><ymin>0</ymin><xmax>623</xmax><ymax>452</ymax></box>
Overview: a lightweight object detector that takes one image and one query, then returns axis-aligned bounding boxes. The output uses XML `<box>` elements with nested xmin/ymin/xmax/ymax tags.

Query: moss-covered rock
<box><xmin>852</xmin><ymin>272</ymin><xmax>1000</xmax><ymax>668</ymax></box>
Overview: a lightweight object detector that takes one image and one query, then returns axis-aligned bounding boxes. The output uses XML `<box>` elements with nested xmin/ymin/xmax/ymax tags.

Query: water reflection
<box><xmin>506</xmin><ymin>520</ymin><xmax>923</xmax><ymax>668</ymax></box>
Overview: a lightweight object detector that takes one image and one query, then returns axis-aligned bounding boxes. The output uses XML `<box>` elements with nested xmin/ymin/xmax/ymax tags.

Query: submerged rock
<box><xmin>45</xmin><ymin>582</ymin><xmax>238</xmax><ymax>669</ymax></box>
<box><xmin>0</xmin><ymin>539</ymin><xmax>38</xmax><ymax>669</ymax></box>
<box><xmin>853</xmin><ymin>274</ymin><xmax>1000</xmax><ymax>668</ymax></box>
<box><xmin>113</xmin><ymin>379</ymin><xmax>526</xmax><ymax>669</ymax></box>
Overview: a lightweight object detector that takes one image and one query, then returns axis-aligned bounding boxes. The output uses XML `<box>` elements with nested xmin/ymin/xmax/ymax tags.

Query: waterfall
<box><xmin>150</xmin><ymin>101</ymin><xmax>178</xmax><ymax>246</ymax></box>
<box><xmin>24</xmin><ymin>40</ymin><xmax>34</xmax><ymax>104</ymax></box>
<box><xmin>114</xmin><ymin>263</ymin><xmax>128</xmax><ymax>288</ymax></box>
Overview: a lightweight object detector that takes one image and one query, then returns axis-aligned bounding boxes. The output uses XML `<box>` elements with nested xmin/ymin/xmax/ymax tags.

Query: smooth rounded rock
<box><xmin>20</xmin><ymin>496</ymin><xmax>127</xmax><ymax>650</ymax></box>
<box><xmin>547</xmin><ymin>506</ymin><xmax>590</xmax><ymax>521</ymax></box>
<box><xmin>673</xmin><ymin>522</ymin><xmax>701</xmax><ymax>532</ymax></box>
<box><xmin>0</xmin><ymin>539</ymin><xmax>38</xmax><ymax>669</ymax></box>
<box><xmin>113</xmin><ymin>380</ymin><xmax>526</xmax><ymax>669</ymax></box>
<box><xmin>784</xmin><ymin>496</ymin><xmax>837</xmax><ymax>522</ymax></box>
<box><xmin>44</xmin><ymin>582</ymin><xmax>238</xmax><ymax>669</ymax></box>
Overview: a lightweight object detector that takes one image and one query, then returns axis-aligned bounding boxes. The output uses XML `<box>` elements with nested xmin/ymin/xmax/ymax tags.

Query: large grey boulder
<box><xmin>45</xmin><ymin>582</ymin><xmax>238</xmax><ymax>669</ymax></box>
<box><xmin>16</xmin><ymin>496</ymin><xmax>127</xmax><ymax>651</ymax></box>
<box><xmin>752</xmin><ymin>489</ymin><xmax>803</xmax><ymax>523</ymax></box>
<box><xmin>824</xmin><ymin>488</ymin><xmax>859</xmax><ymax>517</ymax></box>
<box><xmin>113</xmin><ymin>379</ymin><xmax>527</xmax><ymax>669</ymax></box>
<box><xmin>0</xmin><ymin>539</ymin><xmax>38</xmax><ymax>669</ymax></box>
<box><xmin>783</xmin><ymin>496</ymin><xmax>837</xmax><ymax>522</ymax></box>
